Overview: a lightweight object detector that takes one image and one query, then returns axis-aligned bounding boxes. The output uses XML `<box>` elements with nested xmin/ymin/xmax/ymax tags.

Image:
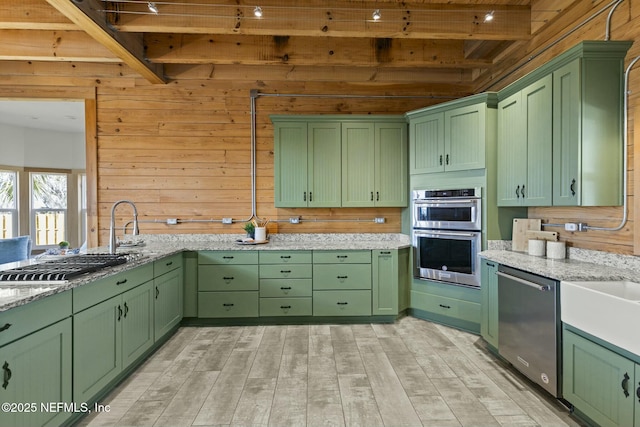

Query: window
<box><xmin>0</xmin><ymin>170</ymin><xmax>18</xmax><ymax>238</ymax></box>
<box><xmin>31</xmin><ymin>172</ymin><xmax>67</xmax><ymax>248</ymax></box>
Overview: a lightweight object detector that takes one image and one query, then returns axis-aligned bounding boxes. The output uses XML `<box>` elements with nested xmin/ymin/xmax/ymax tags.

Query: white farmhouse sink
<box><xmin>561</xmin><ymin>280</ymin><xmax>640</xmax><ymax>356</ymax></box>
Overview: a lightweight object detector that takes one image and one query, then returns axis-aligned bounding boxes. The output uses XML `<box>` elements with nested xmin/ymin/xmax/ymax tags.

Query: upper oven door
<box><xmin>413</xmin><ymin>198</ymin><xmax>482</xmax><ymax>230</ymax></box>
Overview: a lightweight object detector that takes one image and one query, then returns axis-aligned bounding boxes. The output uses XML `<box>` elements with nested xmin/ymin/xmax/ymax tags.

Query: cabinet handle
<box><xmin>486</xmin><ymin>262</ymin><xmax>496</xmax><ymax>267</ymax></box>
<box><xmin>515</xmin><ymin>185</ymin><xmax>520</xmax><ymax>198</ymax></box>
<box><xmin>570</xmin><ymin>179</ymin><xmax>576</xmax><ymax>196</ymax></box>
<box><xmin>116</xmin><ymin>279</ymin><xmax>127</xmax><ymax>285</ymax></box>
<box><xmin>280</xmin><ymin>270</ymin><xmax>292</xmax><ymax>274</ymax></box>
<box><xmin>439</xmin><ymin>155</ymin><xmax>443</xmax><ymax>165</ymax></box>
<box><xmin>280</xmin><ymin>286</ymin><xmax>292</xmax><ymax>290</ymax></box>
<box><xmin>521</xmin><ymin>184</ymin><xmax>525</xmax><ymax>198</ymax></box>
<box><xmin>280</xmin><ymin>255</ymin><xmax>291</xmax><ymax>259</ymax></box>
<box><xmin>439</xmin><ymin>304</ymin><xmax>451</xmax><ymax>309</ymax></box>
<box><xmin>166</xmin><ymin>261</ymin><xmax>173</xmax><ymax>266</ymax></box>
<box><xmin>303</xmin><ymin>191</ymin><xmax>306</xmax><ymax>201</ymax></box>
<box><xmin>222</xmin><ymin>256</ymin><xmax>234</xmax><ymax>259</ymax></box>
<box><xmin>2</xmin><ymin>361</ymin><xmax>11</xmax><ymax>390</ymax></box>
<box><xmin>622</xmin><ymin>373</ymin><xmax>630</xmax><ymax>398</ymax></box>
<box><xmin>309</xmin><ymin>192</ymin><xmax>313</xmax><ymax>202</ymax></box>
<box><xmin>337</xmin><ymin>275</ymin><xmax>348</xmax><ymax>280</ymax></box>
<box><xmin>155</xmin><ymin>286</ymin><xmax>160</xmax><ymax>299</ymax></box>
<box><xmin>371</xmin><ymin>192</ymin><xmax>374</xmax><ymax>201</ymax></box>
<box><xmin>337</xmin><ymin>302</ymin><xmax>348</xmax><ymax>306</ymax></box>
<box><xmin>636</xmin><ymin>381</ymin><xmax>640</xmax><ymax>402</ymax></box>
<box><xmin>223</xmin><ymin>276</ymin><xmax>235</xmax><ymax>280</ymax></box>
<box><xmin>222</xmin><ymin>303</ymin><xmax>234</xmax><ymax>307</ymax></box>
<box><xmin>376</xmin><ymin>191</ymin><xmax>379</xmax><ymax>201</ymax></box>
<box><xmin>336</xmin><ymin>255</ymin><xmax>348</xmax><ymax>259</ymax></box>
<box><xmin>117</xmin><ymin>305</ymin><xmax>123</xmax><ymax>321</ymax></box>
<box><xmin>445</xmin><ymin>154</ymin><xmax>449</xmax><ymax>165</ymax></box>
<box><xmin>280</xmin><ymin>305</ymin><xmax>292</xmax><ymax>309</ymax></box>
<box><xmin>0</xmin><ymin>323</ymin><xmax>11</xmax><ymax>333</ymax></box>
<box><xmin>123</xmin><ymin>302</ymin><xmax>129</xmax><ymax>318</ymax></box>
<box><xmin>380</xmin><ymin>251</ymin><xmax>391</xmax><ymax>255</ymax></box>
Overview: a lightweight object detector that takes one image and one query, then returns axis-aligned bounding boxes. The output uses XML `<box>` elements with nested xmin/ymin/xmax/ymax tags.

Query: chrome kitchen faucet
<box><xmin>109</xmin><ymin>200</ymin><xmax>139</xmax><ymax>254</ymax></box>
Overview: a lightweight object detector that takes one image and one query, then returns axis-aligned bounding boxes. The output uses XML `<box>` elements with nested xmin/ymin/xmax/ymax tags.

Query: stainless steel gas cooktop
<box><xmin>0</xmin><ymin>254</ymin><xmax>131</xmax><ymax>283</ymax></box>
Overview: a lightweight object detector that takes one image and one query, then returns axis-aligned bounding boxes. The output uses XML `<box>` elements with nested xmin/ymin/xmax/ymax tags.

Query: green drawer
<box><xmin>73</xmin><ymin>263</ymin><xmax>154</xmax><ymax>313</ymax></box>
<box><xmin>313</xmin><ymin>250</ymin><xmax>371</xmax><ymax>264</ymax></box>
<box><xmin>198</xmin><ymin>265</ymin><xmax>258</xmax><ymax>291</ymax></box>
<box><xmin>259</xmin><ymin>297</ymin><xmax>312</xmax><ymax>316</ymax></box>
<box><xmin>259</xmin><ymin>264</ymin><xmax>312</xmax><ymax>279</ymax></box>
<box><xmin>154</xmin><ymin>252</ymin><xmax>183</xmax><ymax>277</ymax></box>
<box><xmin>0</xmin><ymin>290</ymin><xmax>72</xmax><ymax>347</ymax></box>
<box><xmin>411</xmin><ymin>290</ymin><xmax>481</xmax><ymax>324</ymax></box>
<box><xmin>260</xmin><ymin>279</ymin><xmax>312</xmax><ymax>297</ymax></box>
<box><xmin>313</xmin><ymin>264</ymin><xmax>372</xmax><ymax>290</ymax></box>
<box><xmin>198</xmin><ymin>291</ymin><xmax>259</xmax><ymax>318</ymax></box>
<box><xmin>198</xmin><ymin>251</ymin><xmax>258</xmax><ymax>265</ymax></box>
<box><xmin>313</xmin><ymin>290</ymin><xmax>371</xmax><ymax>316</ymax></box>
<box><xmin>259</xmin><ymin>251</ymin><xmax>312</xmax><ymax>264</ymax></box>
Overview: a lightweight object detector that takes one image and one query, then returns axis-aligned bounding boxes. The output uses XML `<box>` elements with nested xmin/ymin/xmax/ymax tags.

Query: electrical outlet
<box><xmin>166</xmin><ymin>218</ymin><xmax>178</xmax><ymax>225</ymax></box>
<box><xmin>289</xmin><ymin>217</ymin><xmax>300</xmax><ymax>224</ymax></box>
<box><xmin>374</xmin><ymin>217</ymin><xmax>386</xmax><ymax>224</ymax></box>
<box><xmin>222</xmin><ymin>218</ymin><xmax>233</xmax><ymax>224</ymax></box>
<box><xmin>564</xmin><ymin>223</ymin><xmax>577</xmax><ymax>232</ymax></box>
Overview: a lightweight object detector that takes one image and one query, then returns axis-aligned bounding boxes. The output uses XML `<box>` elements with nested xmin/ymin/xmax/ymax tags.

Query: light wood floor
<box><xmin>77</xmin><ymin>316</ymin><xmax>584</xmax><ymax>427</ymax></box>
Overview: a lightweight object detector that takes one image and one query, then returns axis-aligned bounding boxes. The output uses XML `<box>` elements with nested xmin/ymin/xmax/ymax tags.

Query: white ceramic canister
<box><xmin>547</xmin><ymin>241</ymin><xmax>566</xmax><ymax>259</ymax></box>
<box><xmin>254</xmin><ymin>227</ymin><xmax>267</xmax><ymax>242</ymax></box>
<box><xmin>528</xmin><ymin>239</ymin><xmax>545</xmax><ymax>257</ymax></box>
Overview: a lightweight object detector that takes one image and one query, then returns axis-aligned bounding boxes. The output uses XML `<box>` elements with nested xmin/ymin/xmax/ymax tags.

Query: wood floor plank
<box><xmin>153</xmin><ymin>370</ymin><xmax>219</xmax><ymax>427</ymax></box>
<box><xmin>337</xmin><ymin>374</ymin><xmax>385</xmax><ymax>427</ymax></box>
<box><xmin>269</xmin><ymin>376</ymin><xmax>308</xmax><ymax>427</ymax></box>
<box><xmin>231</xmin><ymin>377</ymin><xmax>277</xmax><ymax>426</ymax></box>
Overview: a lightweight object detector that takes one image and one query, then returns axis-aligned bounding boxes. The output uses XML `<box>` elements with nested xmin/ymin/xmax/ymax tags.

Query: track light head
<box><xmin>372</xmin><ymin>9</ymin><xmax>381</xmax><ymax>21</ymax></box>
<box><xmin>254</xmin><ymin>6</ymin><xmax>263</xmax><ymax>18</ymax></box>
<box><xmin>147</xmin><ymin>2</ymin><xmax>159</xmax><ymax>15</ymax></box>
<box><xmin>484</xmin><ymin>10</ymin><xmax>494</xmax><ymax>22</ymax></box>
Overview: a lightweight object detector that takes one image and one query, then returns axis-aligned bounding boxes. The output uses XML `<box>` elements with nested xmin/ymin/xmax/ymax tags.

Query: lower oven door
<box><xmin>413</xmin><ymin>229</ymin><xmax>481</xmax><ymax>288</ymax></box>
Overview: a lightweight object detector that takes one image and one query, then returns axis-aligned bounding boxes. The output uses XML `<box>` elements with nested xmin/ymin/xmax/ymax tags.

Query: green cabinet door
<box><xmin>497</xmin><ymin>91</ymin><xmax>526</xmax><ymax>206</ymax></box>
<box><xmin>308</xmin><ymin>121</ymin><xmax>342</xmax><ymax>207</ymax></box>
<box><xmin>563</xmin><ymin>328</ymin><xmax>635</xmax><ymax>427</ymax></box>
<box><xmin>375</xmin><ymin>122</ymin><xmax>407</xmax><ymax>207</ymax></box>
<box><xmin>154</xmin><ymin>267</ymin><xmax>184</xmax><ymax>340</ymax></box>
<box><xmin>372</xmin><ymin>250</ymin><xmax>398</xmax><ymax>315</ymax></box>
<box><xmin>480</xmin><ymin>259</ymin><xmax>498</xmax><ymax>349</ymax></box>
<box><xmin>121</xmin><ymin>281</ymin><xmax>154</xmax><ymax>367</ymax></box>
<box><xmin>0</xmin><ymin>318</ymin><xmax>72</xmax><ymax>427</ymax></box>
<box><xmin>274</xmin><ymin>121</ymin><xmax>308</xmax><ymax>207</ymax></box>
<box><xmin>342</xmin><ymin>121</ymin><xmax>376</xmax><ymax>207</ymax></box>
<box><xmin>444</xmin><ymin>103</ymin><xmax>486</xmax><ymax>172</ymax></box>
<box><xmin>73</xmin><ymin>295</ymin><xmax>122</xmax><ymax>404</ymax></box>
<box><xmin>409</xmin><ymin>112</ymin><xmax>444</xmax><ymax>174</ymax></box>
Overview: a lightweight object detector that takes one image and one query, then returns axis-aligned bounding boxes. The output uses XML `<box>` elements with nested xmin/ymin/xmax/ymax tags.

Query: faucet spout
<box><xmin>109</xmin><ymin>200</ymin><xmax>139</xmax><ymax>254</ymax></box>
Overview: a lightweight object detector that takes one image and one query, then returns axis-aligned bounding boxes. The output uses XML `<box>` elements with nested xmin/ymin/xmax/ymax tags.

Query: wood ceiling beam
<box><xmin>109</xmin><ymin>2</ymin><xmax>531</xmax><ymax>41</ymax></box>
<box><xmin>0</xmin><ymin>0</ymin><xmax>76</xmax><ymax>30</ymax></box>
<box><xmin>45</xmin><ymin>0</ymin><xmax>166</xmax><ymax>84</ymax></box>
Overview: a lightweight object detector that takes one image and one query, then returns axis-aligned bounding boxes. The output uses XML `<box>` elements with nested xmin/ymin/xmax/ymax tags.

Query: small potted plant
<box><xmin>243</xmin><ymin>222</ymin><xmax>255</xmax><ymax>239</ymax></box>
<box><xmin>58</xmin><ymin>240</ymin><xmax>70</xmax><ymax>254</ymax></box>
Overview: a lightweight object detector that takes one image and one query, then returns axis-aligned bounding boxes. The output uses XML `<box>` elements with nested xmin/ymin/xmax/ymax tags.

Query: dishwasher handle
<box><xmin>496</xmin><ymin>271</ymin><xmax>551</xmax><ymax>291</ymax></box>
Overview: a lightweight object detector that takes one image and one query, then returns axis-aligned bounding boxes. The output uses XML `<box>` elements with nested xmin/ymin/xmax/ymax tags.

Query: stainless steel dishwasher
<box><xmin>497</xmin><ymin>265</ymin><xmax>561</xmax><ymax>397</ymax></box>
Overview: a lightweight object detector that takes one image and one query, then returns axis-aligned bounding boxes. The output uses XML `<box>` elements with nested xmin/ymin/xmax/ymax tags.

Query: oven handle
<box><xmin>496</xmin><ymin>271</ymin><xmax>551</xmax><ymax>291</ymax></box>
<box><xmin>414</xmin><ymin>230</ymin><xmax>479</xmax><ymax>238</ymax></box>
<box><xmin>413</xmin><ymin>199</ymin><xmax>480</xmax><ymax>204</ymax></box>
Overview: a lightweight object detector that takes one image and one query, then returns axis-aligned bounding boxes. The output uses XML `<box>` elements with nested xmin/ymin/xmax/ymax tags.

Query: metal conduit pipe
<box><xmin>605</xmin><ymin>0</ymin><xmax>625</xmax><ymax>41</ymax></box>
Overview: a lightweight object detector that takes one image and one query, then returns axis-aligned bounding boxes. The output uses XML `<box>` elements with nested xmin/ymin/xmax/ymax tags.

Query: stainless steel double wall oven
<box><xmin>412</xmin><ymin>187</ymin><xmax>482</xmax><ymax>288</ymax></box>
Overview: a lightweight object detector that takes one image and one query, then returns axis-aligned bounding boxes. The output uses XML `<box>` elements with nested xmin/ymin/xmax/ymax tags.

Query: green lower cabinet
<box><xmin>73</xmin><ymin>282</ymin><xmax>154</xmax><ymax>404</ymax></box>
<box><xmin>259</xmin><ymin>297</ymin><xmax>313</xmax><ymax>316</ymax></box>
<box><xmin>372</xmin><ymin>249</ymin><xmax>399</xmax><ymax>315</ymax></box>
<box><xmin>480</xmin><ymin>259</ymin><xmax>499</xmax><ymax>349</ymax></box>
<box><xmin>563</xmin><ymin>327</ymin><xmax>638</xmax><ymax>427</ymax></box>
<box><xmin>0</xmin><ymin>318</ymin><xmax>72</xmax><ymax>427</ymax></box>
<box><xmin>198</xmin><ymin>291</ymin><xmax>259</xmax><ymax>318</ymax></box>
<box><xmin>154</xmin><ymin>267</ymin><xmax>183</xmax><ymax>340</ymax></box>
<box><xmin>313</xmin><ymin>290</ymin><xmax>372</xmax><ymax>316</ymax></box>
<box><xmin>313</xmin><ymin>264</ymin><xmax>372</xmax><ymax>290</ymax></box>
<box><xmin>411</xmin><ymin>280</ymin><xmax>481</xmax><ymax>333</ymax></box>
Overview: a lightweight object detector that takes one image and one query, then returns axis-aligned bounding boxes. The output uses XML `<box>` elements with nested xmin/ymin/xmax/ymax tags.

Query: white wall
<box><xmin>0</xmin><ymin>123</ymin><xmax>85</xmax><ymax>169</ymax></box>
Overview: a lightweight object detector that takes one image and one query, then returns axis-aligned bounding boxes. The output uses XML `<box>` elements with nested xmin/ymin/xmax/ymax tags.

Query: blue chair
<box><xmin>0</xmin><ymin>236</ymin><xmax>32</xmax><ymax>265</ymax></box>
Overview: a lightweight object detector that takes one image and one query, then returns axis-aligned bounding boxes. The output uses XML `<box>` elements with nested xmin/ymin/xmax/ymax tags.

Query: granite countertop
<box><xmin>0</xmin><ymin>233</ymin><xmax>411</xmax><ymax>312</ymax></box>
<box><xmin>479</xmin><ymin>249</ymin><xmax>635</xmax><ymax>282</ymax></box>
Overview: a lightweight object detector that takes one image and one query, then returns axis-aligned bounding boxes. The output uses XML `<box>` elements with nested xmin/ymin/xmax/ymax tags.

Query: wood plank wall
<box><xmin>1</xmin><ymin>1</ymin><xmax>640</xmax><ymax>255</ymax></box>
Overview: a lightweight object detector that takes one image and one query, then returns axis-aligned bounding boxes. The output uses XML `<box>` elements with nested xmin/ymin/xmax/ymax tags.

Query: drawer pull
<box><xmin>280</xmin><ymin>270</ymin><xmax>292</xmax><ymax>274</ymax></box>
<box><xmin>337</xmin><ymin>275</ymin><xmax>348</xmax><ymax>279</ymax></box>
<box><xmin>222</xmin><ymin>303</ymin><xmax>234</xmax><ymax>307</ymax></box>
<box><xmin>222</xmin><ymin>256</ymin><xmax>234</xmax><ymax>259</ymax></box>
<box><xmin>223</xmin><ymin>276</ymin><xmax>235</xmax><ymax>280</ymax></box>
<box><xmin>155</xmin><ymin>286</ymin><xmax>160</xmax><ymax>299</ymax></box>
<box><xmin>116</xmin><ymin>279</ymin><xmax>128</xmax><ymax>285</ymax></box>
<box><xmin>123</xmin><ymin>302</ymin><xmax>129</xmax><ymax>318</ymax></box>
<box><xmin>337</xmin><ymin>302</ymin><xmax>348</xmax><ymax>306</ymax></box>
<box><xmin>622</xmin><ymin>373</ymin><xmax>630</xmax><ymax>398</ymax></box>
<box><xmin>166</xmin><ymin>261</ymin><xmax>173</xmax><ymax>266</ymax></box>
<box><xmin>336</xmin><ymin>255</ymin><xmax>348</xmax><ymax>259</ymax></box>
<box><xmin>2</xmin><ymin>361</ymin><xmax>11</xmax><ymax>389</ymax></box>
<box><xmin>280</xmin><ymin>286</ymin><xmax>292</xmax><ymax>290</ymax></box>
<box><xmin>280</xmin><ymin>255</ymin><xmax>291</xmax><ymax>259</ymax></box>
<box><xmin>280</xmin><ymin>305</ymin><xmax>292</xmax><ymax>309</ymax></box>
<box><xmin>0</xmin><ymin>323</ymin><xmax>11</xmax><ymax>333</ymax></box>
<box><xmin>117</xmin><ymin>305</ymin><xmax>123</xmax><ymax>321</ymax></box>
<box><xmin>439</xmin><ymin>304</ymin><xmax>451</xmax><ymax>309</ymax></box>
<box><xmin>380</xmin><ymin>251</ymin><xmax>391</xmax><ymax>255</ymax></box>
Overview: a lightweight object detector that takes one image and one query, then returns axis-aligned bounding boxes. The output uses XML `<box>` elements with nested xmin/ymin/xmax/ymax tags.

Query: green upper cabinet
<box><xmin>406</xmin><ymin>93</ymin><xmax>496</xmax><ymax>175</ymax></box>
<box><xmin>497</xmin><ymin>40</ymin><xmax>631</xmax><ymax>207</ymax></box>
<box><xmin>342</xmin><ymin>121</ymin><xmax>407</xmax><ymax>207</ymax></box>
<box><xmin>272</xmin><ymin>115</ymin><xmax>407</xmax><ymax>208</ymax></box>
<box><xmin>497</xmin><ymin>74</ymin><xmax>553</xmax><ymax>206</ymax></box>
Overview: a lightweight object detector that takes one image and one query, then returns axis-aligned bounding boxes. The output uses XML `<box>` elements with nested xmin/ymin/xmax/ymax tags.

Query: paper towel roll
<box><xmin>528</xmin><ymin>239</ymin><xmax>545</xmax><ymax>257</ymax></box>
<box><xmin>547</xmin><ymin>241</ymin><xmax>566</xmax><ymax>259</ymax></box>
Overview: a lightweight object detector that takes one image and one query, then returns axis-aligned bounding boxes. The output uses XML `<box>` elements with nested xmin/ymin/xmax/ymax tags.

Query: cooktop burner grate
<box><xmin>0</xmin><ymin>254</ymin><xmax>129</xmax><ymax>282</ymax></box>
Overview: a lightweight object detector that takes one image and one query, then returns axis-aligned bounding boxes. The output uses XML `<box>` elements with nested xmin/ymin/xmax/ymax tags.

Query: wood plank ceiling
<box><xmin>1</xmin><ymin>0</ymin><xmax>579</xmax><ymax>93</ymax></box>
